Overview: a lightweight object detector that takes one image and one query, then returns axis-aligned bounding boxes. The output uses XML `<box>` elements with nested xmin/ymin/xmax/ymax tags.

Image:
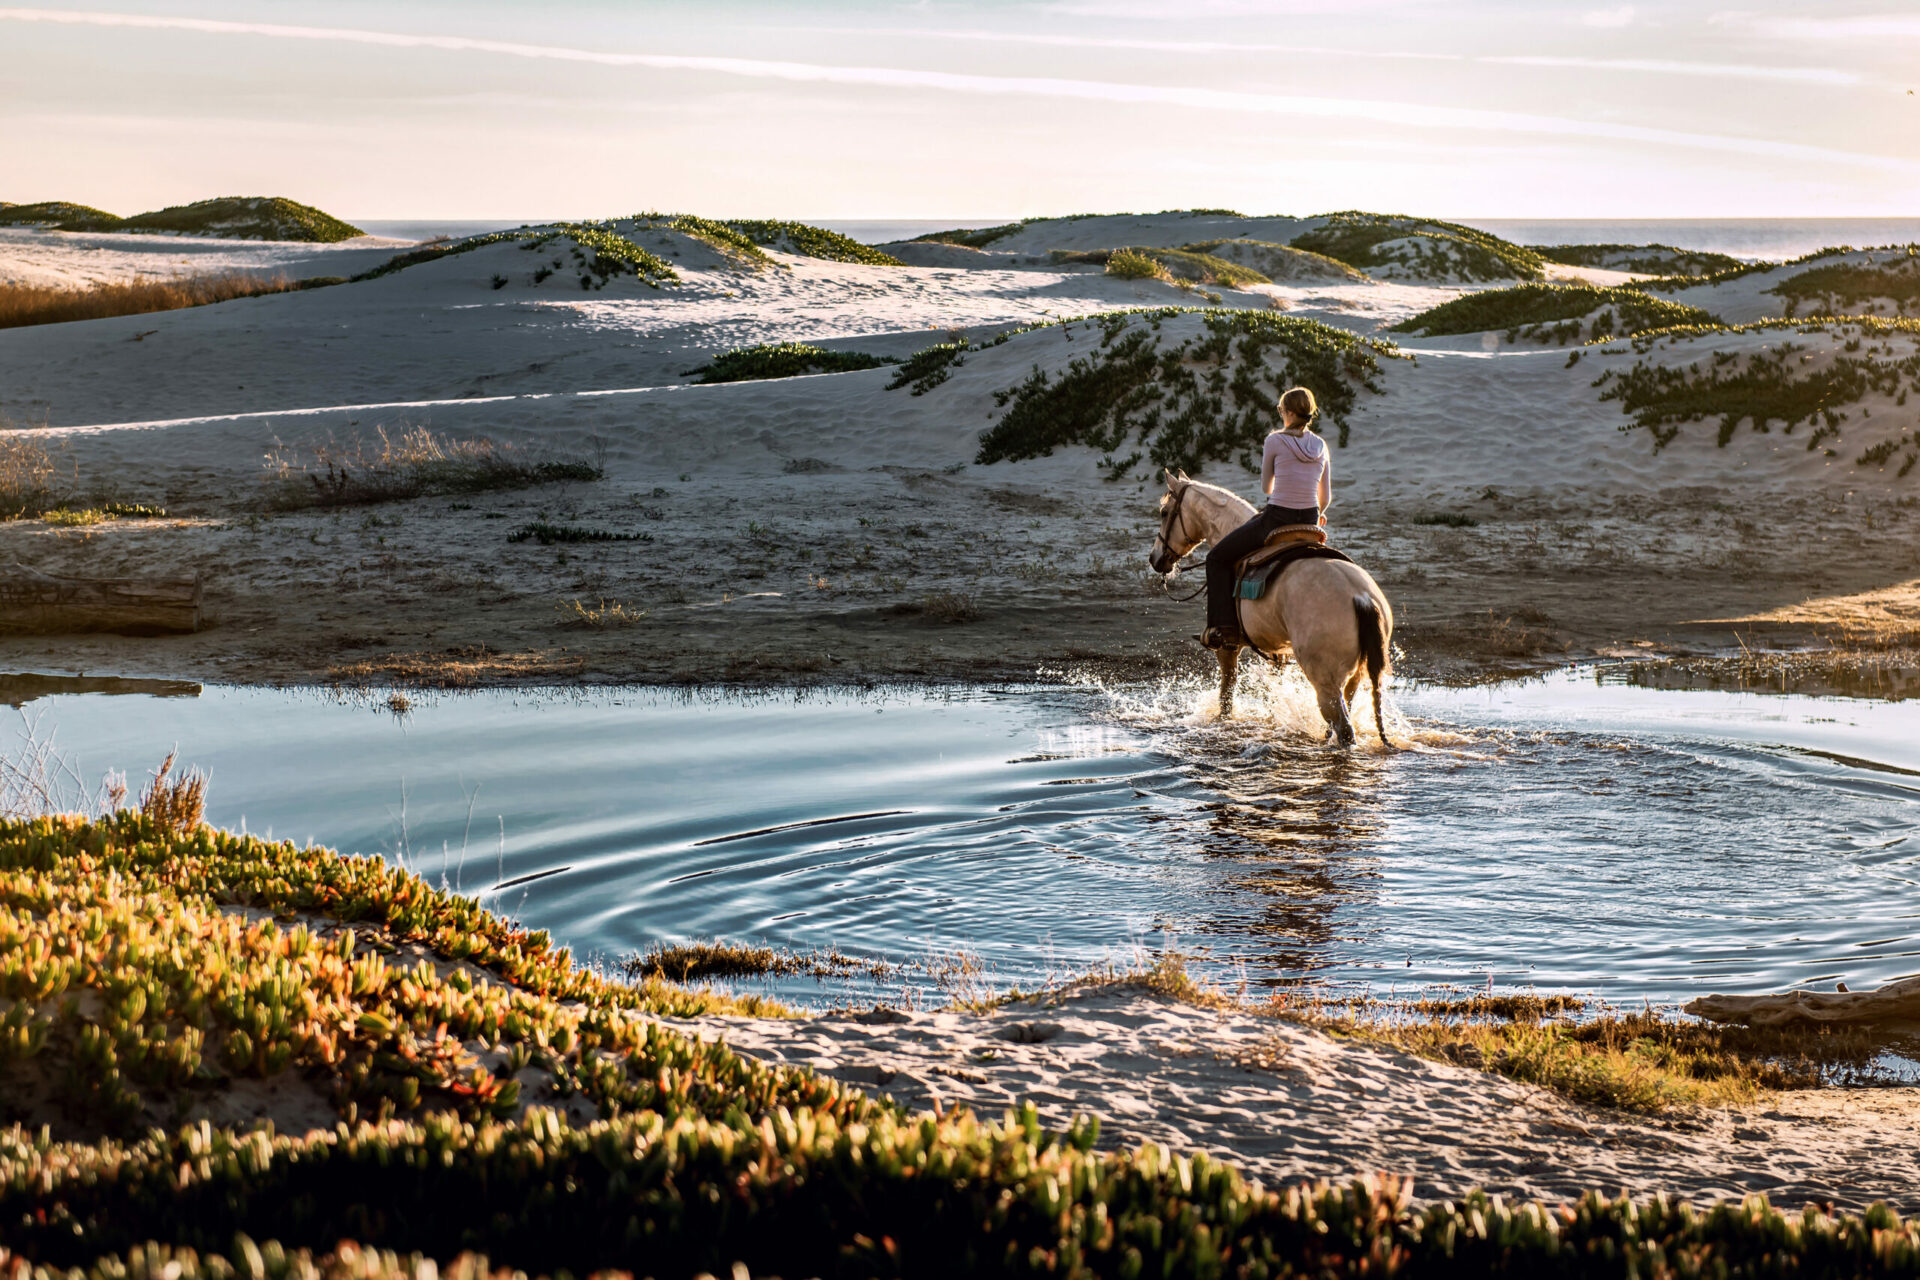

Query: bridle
<box><xmin>1151</xmin><ymin>483</ymin><xmax>1193</xmax><ymax>568</ymax></box>
<box><xmin>1151</xmin><ymin>483</ymin><xmax>1209</xmax><ymax>599</ymax></box>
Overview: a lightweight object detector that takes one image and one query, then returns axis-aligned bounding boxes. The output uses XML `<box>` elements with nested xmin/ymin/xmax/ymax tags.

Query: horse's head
<box><xmin>1148</xmin><ymin>468</ymin><xmax>1200</xmax><ymax>574</ymax></box>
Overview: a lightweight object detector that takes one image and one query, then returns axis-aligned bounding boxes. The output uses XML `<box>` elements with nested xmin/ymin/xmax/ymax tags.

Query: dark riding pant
<box><xmin>1204</xmin><ymin>504</ymin><xmax>1320</xmax><ymax>633</ymax></box>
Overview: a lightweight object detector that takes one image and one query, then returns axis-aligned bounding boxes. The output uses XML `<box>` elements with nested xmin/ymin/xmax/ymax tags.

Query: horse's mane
<box><xmin>1171</xmin><ymin>476</ymin><xmax>1254</xmax><ymax>514</ymax></box>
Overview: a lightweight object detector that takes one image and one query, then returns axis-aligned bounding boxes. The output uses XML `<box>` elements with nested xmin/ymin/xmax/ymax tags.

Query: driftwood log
<box><xmin>1684</xmin><ymin>976</ymin><xmax>1920</xmax><ymax>1027</ymax></box>
<box><xmin>0</xmin><ymin>563</ymin><xmax>201</xmax><ymax>636</ymax></box>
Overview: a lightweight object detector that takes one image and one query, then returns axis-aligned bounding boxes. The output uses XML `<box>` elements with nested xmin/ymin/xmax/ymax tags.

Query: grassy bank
<box><xmin>8</xmin><ymin>813</ymin><xmax>1920</xmax><ymax>1277</ymax></box>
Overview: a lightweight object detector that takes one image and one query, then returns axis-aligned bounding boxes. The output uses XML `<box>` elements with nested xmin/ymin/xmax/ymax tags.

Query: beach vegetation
<box><xmin>1101</xmin><ymin>247</ymin><xmax>1167</xmax><ymax>280</ymax></box>
<box><xmin>0</xmin><ymin>432</ymin><xmax>63</xmax><ymax>519</ymax></box>
<box><xmin>1292</xmin><ymin>1002</ymin><xmax>1886</xmax><ymax>1112</ymax></box>
<box><xmin>722</xmin><ymin>219</ymin><xmax>905</xmax><ymax>266</ymax></box>
<box><xmin>1531</xmin><ymin>243</ymin><xmax>1743</xmax><ymax>276</ymax></box>
<box><xmin>114</xmin><ymin>197</ymin><xmax>364</xmax><ymax>242</ymax></box>
<box><xmin>262</xmin><ymin>429</ymin><xmax>604</xmax><ymax>510</ymax></box>
<box><xmin>1390</xmin><ymin>283</ymin><xmax>1718</xmax><ymax>342</ymax></box>
<box><xmin>557</xmin><ymin>597</ymin><xmax>646</xmax><ymax>628</ymax></box>
<box><xmin>9</xmin><ymin>817</ymin><xmax>1920</xmax><ymax>1277</ymax></box>
<box><xmin>886</xmin><ymin>339</ymin><xmax>972</xmax><ymax>394</ymax></box>
<box><xmin>683</xmin><ymin>342</ymin><xmax>893</xmax><ymax>384</ymax></box>
<box><xmin>627</xmin><ymin>213</ymin><xmax>771</xmax><ymax>270</ymax></box>
<box><xmin>963</xmin><ymin>307</ymin><xmax>1402</xmax><ymax>478</ymax></box>
<box><xmin>1591</xmin><ymin>317</ymin><xmax>1920</xmax><ymax>457</ymax></box>
<box><xmin>1413</xmin><ymin>512</ymin><xmax>1478</xmax><ymax>527</ymax></box>
<box><xmin>1290</xmin><ymin>211</ymin><xmax>1545</xmax><ymax>282</ymax></box>
<box><xmin>1771</xmin><ymin>251</ymin><xmax>1920</xmax><ymax>317</ymax></box>
<box><xmin>920</xmin><ymin>590</ymin><xmax>981</xmax><ymax>623</ymax></box>
<box><xmin>1636</xmin><ymin>245</ymin><xmax>1852</xmax><ymax>293</ymax></box>
<box><xmin>354</xmin><ymin>225</ymin><xmax>677</xmax><ymax>290</ymax></box>
<box><xmin>1057</xmin><ymin>246</ymin><xmax>1270</xmax><ymax>288</ymax></box>
<box><xmin>507</xmin><ymin>521</ymin><xmax>645</xmax><ymax>545</ymax></box>
<box><xmin>626</xmin><ymin>939</ymin><xmax>895</xmax><ymax>983</ymax></box>
<box><xmin>0</xmin><ymin>201</ymin><xmax>124</xmax><ymax>231</ymax></box>
<box><xmin>1179</xmin><ymin>239</ymin><xmax>1368</xmax><ymax>283</ymax></box>
<box><xmin>38</xmin><ymin>502</ymin><xmax>165</xmax><ymax>527</ymax></box>
<box><xmin>0</xmin><ymin>273</ymin><xmax>335</xmax><ymax>330</ymax></box>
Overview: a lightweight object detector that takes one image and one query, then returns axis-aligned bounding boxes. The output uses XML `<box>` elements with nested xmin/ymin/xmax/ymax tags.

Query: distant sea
<box><xmin>353</xmin><ymin>217</ymin><xmax>1920</xmax><ymax>263</ymax></box>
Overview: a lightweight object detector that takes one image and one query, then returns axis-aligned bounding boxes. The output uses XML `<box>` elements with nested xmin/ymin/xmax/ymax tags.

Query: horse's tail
<box><xmin>1353</xmin><ymin>593</ymin><xmax>1392</xmax><ymax>749</ymax></box>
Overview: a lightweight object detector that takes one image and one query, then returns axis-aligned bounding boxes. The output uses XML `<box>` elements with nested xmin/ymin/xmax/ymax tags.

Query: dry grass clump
<box><xmin>264</xmin><ymin>428</ymin><xmax>603</xmax><ymax>510</ymax></box>
<box><xmin>0</xmin><ymin>274</ymin><xmax>327</xmax><ymax>330</ymax></box>
<box><xmin>557</xmin><ymin>597</ymin><xmax>645</xmax><ymax>629</ymax></box>
<box><xmin>0</xmin><ymin>432</ymin><xmax>63</xmax><ymax>519</ymax></box>
<box><xmin>625</xmin><ymin>940</ymin><xmax>896</xmax><ymax>983</ymax></box>
<box><xmin>919</xmin><ymin>590</ymin><xmax>981</xmax><ymax>623</ymax></box>
<box><xmin>1294</xmin><ymin>1004</ymin><xmax>1890</xmax><ymax>1113</ymax></box>
<box><xmin>136</xmin><ymin>752</ymin><xmax>206</xmax><ymax>836</ymax></box>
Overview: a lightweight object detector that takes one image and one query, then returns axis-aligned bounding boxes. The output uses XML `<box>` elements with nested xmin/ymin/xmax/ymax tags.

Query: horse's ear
<box><xmin>1177</xmin><ymin>469</ymin><xmax>1190</xmax><ymax>481</ymax></box>
<box><xmin>1163</xmin><ymin>468</ymin><xmax>1178</xmax><ymax>489</ymax></box>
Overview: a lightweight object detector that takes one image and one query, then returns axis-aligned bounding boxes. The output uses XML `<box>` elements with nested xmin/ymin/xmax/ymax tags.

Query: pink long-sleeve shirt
<box><xmin>1261</xmin><ymin>429</ymin><xmax>1331</xmax><ymax>512</ymax></box>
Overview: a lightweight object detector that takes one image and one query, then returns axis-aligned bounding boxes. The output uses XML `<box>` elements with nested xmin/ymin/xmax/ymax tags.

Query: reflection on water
<box><xmin>4</xmin><ymin>665</ymin><xmax>1918</xmax><ymax>1009</ymax></box>
<box><xmin>1618</xmin><ymin>654</ymin><xmax>1920</xmax><ymax>703</ymax></box>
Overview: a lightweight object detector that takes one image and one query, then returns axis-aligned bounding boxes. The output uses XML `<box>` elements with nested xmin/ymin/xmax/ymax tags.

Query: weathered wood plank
<box><xmin>0</xmin><ymin>563</ymin><xmax>202</xmax><ymax>635</ymax></box>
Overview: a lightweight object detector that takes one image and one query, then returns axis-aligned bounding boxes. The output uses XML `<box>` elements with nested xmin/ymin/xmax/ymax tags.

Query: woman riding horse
<box><xmin>1200</xmin><ymin>387</ymin><xmax>1329</xmax><ymax>651</ymax></box>
<box><xmin>1147</xmin><ymin>387</ymin><xmax>1393</xmax><ymax>746</ymax></box>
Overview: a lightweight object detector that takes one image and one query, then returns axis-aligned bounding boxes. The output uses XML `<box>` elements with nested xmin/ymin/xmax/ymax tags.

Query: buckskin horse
<box><xmin>1148</xmin><ymin>469</ymin><xmax>1393</xmax><ymax>747</ymax></box>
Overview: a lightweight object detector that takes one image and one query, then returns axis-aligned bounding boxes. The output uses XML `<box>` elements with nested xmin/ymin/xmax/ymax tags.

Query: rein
<box><xmin>1154</xmin><ymin>484</ymin><xmax>1210</xmax><ymax>601</ymax></box>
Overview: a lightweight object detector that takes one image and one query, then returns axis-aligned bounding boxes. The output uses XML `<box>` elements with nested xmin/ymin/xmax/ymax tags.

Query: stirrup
<box><xmin>1196</xmin><ymin>628</ymin><xmax>1244</xmax><ymax>651</ymax></box>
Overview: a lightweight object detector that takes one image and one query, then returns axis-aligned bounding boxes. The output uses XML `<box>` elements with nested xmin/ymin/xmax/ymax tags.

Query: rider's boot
<box><xmin>1197</xmin><ymin>627</ymin><xmax>1244</xmax><ymax>651</ymax></box>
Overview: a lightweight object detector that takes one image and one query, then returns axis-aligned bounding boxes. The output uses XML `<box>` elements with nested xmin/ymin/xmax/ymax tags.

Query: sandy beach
<box><xmin>4</xmin><ymin>215</ymin><xmax>1917</xmax><ymax>691</ymax></box>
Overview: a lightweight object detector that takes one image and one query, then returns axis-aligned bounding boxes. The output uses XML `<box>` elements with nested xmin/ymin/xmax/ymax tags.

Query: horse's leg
<box><xmin>1217</xmin><ymin>645</ymin><xmax>1241</xmax><ymax>718</ymax></box>
<box><xmin>1318</xmin><ymin>683</ymin><xmax>1356</xmax><ymax>747</ymax></box>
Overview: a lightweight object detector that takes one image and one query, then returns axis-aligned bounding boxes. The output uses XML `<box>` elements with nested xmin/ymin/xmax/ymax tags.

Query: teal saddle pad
<box><xmin>1236</xmin><ymin>543</ymin><xmax>1355</xmax><ymax>600</ymax></box>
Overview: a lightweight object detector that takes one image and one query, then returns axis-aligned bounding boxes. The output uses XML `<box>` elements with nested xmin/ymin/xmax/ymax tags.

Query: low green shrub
<box><xmin>724</xmin><ymin>219</ymin><xmax>905</xmax><ymax>266</ymax></box>
<box><xmin>1636</xmin><ymin>246</ymin><xmax>1852</xmax><ymax>293</ymax></box>
<box><xmin>1531</xmin><ymin>243</ymin><xmax>1742</xmax><ymax>276</ymax></box>
<box><xmin>1180</xmin><ymin>239</ymin><xmax>1368</xmax><ymax>283</ymax></box>
<box><xmin>1060</xmin><ymin>246</ymin><xmax>1270</xmax><ymax>287</ymax></box>
<box><xmin>1593</xmin><ymin>318</ymin><xmax>1920</xmax><ymax>456</ymax></box>
<box><xmin>9</xmin><ymin>819</ymin><xmax>1920</xmax><ymax>1277</ymax></box>
<box><xmin>625</xmin><ymin>213</ymin><xmax>771</xmax><ymax>270</ymax></box>
<box><xmin>684</xmin><ymin>342</ymin><xmax>893</xmax><ymax>384</ymax></box>
<box><xmin>116</xmin><ymin>197</ymin><xmax>364</xmax><ymax>243</ymax></box>
<box><xmin>507</xmin><ymin>522</ymin><xmax>645</xmax><ymax>545</ymax></box>
<box><xmin>1390</xmin><ymin>283</ymin><xmax>1718</xmax><ymax>342</ymax></box>
<box><xmin>972</xmin><ymin>308</ymin><xmax>1403</xmax><ymax>477</ymax></box>
<box><xmin>1103</xmin><ymin>248</ymin><xmax>1166</xmax><ymax>281</ymax></box>
<box><xmin>9</xmin><ymin>1102</ymin><xmax>1920</xmax><ymax>1278</ymax></box>
<box><xmin>886</xmin><ymin>340</ymin><xmax>972</xmax><ymax>394</ymax></box>
<box><xmin>355</xmin><ymin>224</ymin><xmax>676</xmax><ymax>289</ymax></box>
<box><xmin>0</xmin><ymin>201</ymin><xmax>122</xmax><ymax>231</ymax></box>
<box><xmin>1291</xmin><ymin>212</ymin><xmax>1544</xmax><ymax>282</ymax></box>
<box><xmin>1772</xmin><ymin>252</ymin><xmax>1920</xmax><ymax>317</ymax></box>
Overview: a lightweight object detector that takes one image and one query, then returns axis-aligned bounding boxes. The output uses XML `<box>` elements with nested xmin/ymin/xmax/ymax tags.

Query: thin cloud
<box><xmin>1</xmin><ymin>8</ymin><xmax>1909</xmax><ymax>173</ymax></box>
<box><xmin>1740</xmin><ymin>15</ymin><xmax>1920</xmax><ymax>39</ymax></box>
<box><xmin>777</xmin><ymin>26</ymin><xmax>1460</xmax><ymax>61</ymax></box>
<box><xmin>1481</xmin><ymin>55</ymin><xmax>1860</xmax><ymax>85</ymax></box>
<box><xmin>1580</xmin><ymin>6</ymin><xmax>1637</xmax><ymax>27</ymax></box>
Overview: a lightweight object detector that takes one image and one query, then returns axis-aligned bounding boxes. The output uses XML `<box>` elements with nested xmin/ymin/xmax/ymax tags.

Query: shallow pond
<box><xmin>7</xmin><ymin>666</ymin><xmax>1918</xmax><ymax>1009</ymax></box>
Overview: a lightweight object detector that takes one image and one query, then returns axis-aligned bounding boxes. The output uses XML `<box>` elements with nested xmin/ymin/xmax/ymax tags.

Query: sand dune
<box><xmin>3</xmin><ymin>215</ymin><xmax>1917</xmax><ymax>693</ymax></box>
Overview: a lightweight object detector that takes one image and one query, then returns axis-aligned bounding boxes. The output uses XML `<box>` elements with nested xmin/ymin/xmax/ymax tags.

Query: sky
<box><xmin>1</xmin><ymin>1</ymin><xmax>1916</xmax><ymax>221</ymax></box>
